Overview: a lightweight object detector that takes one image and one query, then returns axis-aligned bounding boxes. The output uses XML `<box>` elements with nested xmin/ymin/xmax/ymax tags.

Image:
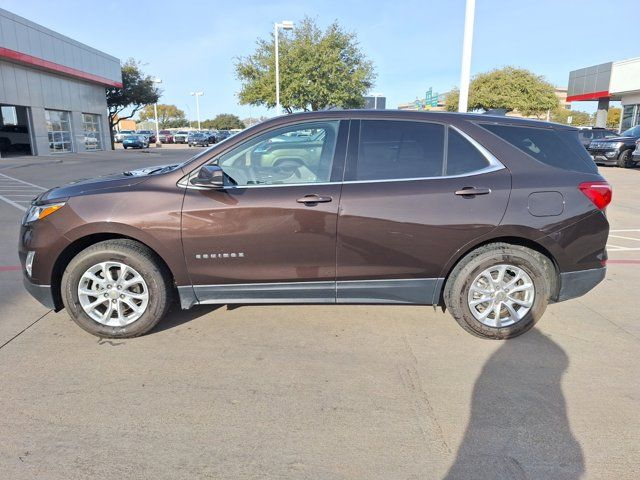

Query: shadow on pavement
<box><xmin>151</xmin><ymin>304</ymin><xmax>222</xmax><ymax>334</ymax></box>
<box><xmin>444</xmin><ymin>329</ymin><xmax>584</xmax><ymax>480</ymax></box>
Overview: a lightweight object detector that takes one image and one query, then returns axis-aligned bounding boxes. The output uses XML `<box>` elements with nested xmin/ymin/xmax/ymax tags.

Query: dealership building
<box><xmin>0</xmin><ymin>8</ymin><xmax>121</xmax><ymax>157</ymax></box>
<box><xmin>567</xmin><ymin>57</ymin><xmax>640</xmax><ymax>130</ymax></box>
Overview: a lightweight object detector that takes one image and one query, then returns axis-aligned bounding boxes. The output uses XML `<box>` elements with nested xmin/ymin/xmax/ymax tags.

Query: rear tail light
<box><xmin>578</xmin><ymin>181</ymin><xmax>612</xmax><ymax>210</ymax></box>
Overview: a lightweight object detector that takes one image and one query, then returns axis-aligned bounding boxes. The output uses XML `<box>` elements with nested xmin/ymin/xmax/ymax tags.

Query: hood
<box><xmin>36</xmin><ymin>164</ymin><xmax>181</xmax><ymax>203</ymax></box>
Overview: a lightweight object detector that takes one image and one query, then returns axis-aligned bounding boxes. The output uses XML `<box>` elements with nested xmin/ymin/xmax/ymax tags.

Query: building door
<box><xmin>0</xmin><ymin>105</ymin><xmax>33</xmax><ymax>157</ymax></box>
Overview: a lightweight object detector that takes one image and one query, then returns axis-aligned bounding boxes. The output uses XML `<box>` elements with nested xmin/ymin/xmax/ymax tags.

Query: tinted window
<box><xmin>480</xmin><ymin>123</ymin><xmax>597</xmax><ymax>174</ymax></box>
<box><xmin>621</xmin><ymin>125</ymin><xmax>640</xmax><ymax>137</ymax></box>
<box><xmin>446</xmin><ymin>128</ymin><xmax>489</xmax><ymax>175</ymax></box>
<box><xmin>353</xmin><ymin>120</ymin><xmax>444</xmax><ymax>181</ymax></box>
<box><xmin>216</xmin><ymin>121</ymin><xmax>339</xmax><ymax>186</ymax></box>
<box><xmin>579</xmin><ymin>130</ymin><xmax>593</xmax><ymax>140</ymax></box>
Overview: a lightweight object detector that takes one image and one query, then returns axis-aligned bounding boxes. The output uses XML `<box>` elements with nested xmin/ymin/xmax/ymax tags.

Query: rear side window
<box><xmin>480</xmin><ymin>123</ymin><xmax>597</xmax><ymax>174</ymax></box>
<box><xmin>446</xmin><ymin>128</ymin><xmax>490</xmax><ymax>175</ymax></box>
<box><xmin>353</xmin><ymin>120</ymin><xmax>445</xmax><ymax>180</ymax></box>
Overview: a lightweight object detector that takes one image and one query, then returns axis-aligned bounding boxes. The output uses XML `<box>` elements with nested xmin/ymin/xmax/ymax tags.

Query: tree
<box><xmin>444</xmin><ymin>67</ymin><xmax>558</xmax><ymax>116</ymax></box>
<box><xmin>138</xmin><ymin>104</ymin><xmax>186</xmax><ymax>128</ymax></box>
<box><xmin>444</xmin><ymin>88</ymin><xmax>460</xmax><ymax>112</ymax></box>
<box><xmin>201</xmin><ymin>114</ymin><xmax>245</xmax><ymax>130</ymax></box>
<box><xmin>235</xmin><ymin>17</ymin><xmax>376</xmax><ymax>112</ymax></box>
<box><xmin>106</xmin><ymin>59</ymin><xmax>160</xmax><ymax>145</ymax></box>
<box><xmin>551</xmin><ymin>108</ymin><xmax>592</xmax><ymax>126</ymax></box>
<box><xmin>606</xmin><ymin>107</ymin><xmax>621</xmax><ymax>130</ymax></box>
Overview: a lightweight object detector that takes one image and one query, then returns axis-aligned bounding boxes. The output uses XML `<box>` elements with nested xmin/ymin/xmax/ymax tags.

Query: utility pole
<box><xmin>458</xmin><ymin>0</ymin><xmax>476</xmax><ymax>113</ymax></box>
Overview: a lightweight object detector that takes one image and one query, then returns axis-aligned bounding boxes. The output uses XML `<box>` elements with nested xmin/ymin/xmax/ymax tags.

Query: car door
<box><xmin>336</xmin><ymin>119</ymin><xmax>511</xmax><ymax>305</ymax></box>
<box><xmin>181</xmin><ymin>119</ymin><xmax>348</xmax><ymax>304</ymax></box>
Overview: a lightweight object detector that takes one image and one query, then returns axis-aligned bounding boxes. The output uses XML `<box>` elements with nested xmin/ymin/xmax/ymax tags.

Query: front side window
<box><xmin>351</xmin><ymin>120</ymin><xmax>445</xmax><ymax>181</ymax></box>
<box><xmin>45</xmin><ymin>109</ymin><xmax>72</xmax><ymax>153</ymax></box>
<box><xmin>215</xmin><ymin>121</ymin><xmax>339</xmax><ymax>186</ymax></box>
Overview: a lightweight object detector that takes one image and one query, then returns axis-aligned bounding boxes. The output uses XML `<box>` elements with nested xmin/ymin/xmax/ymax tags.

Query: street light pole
<box><xmin>190</xmin><ymin>91</ymin><xmax>203</xmax><ymax>130</ymax></box>
<box><xmin>458</xmin><ymin>0</ymin><xmax>476</xmax><ymax>113</ymax></box>
<box><xmin>274</xmin><ymin>20</ymin><xmax>294</xmax><ymax>116</ymax></box>
<box><xmin>152</xmin><ymin>78</ymin><xmax>162</xmax><ymax>147</ymax></box>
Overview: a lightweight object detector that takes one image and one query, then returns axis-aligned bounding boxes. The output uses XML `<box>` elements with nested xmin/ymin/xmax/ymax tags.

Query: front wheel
<box><xmin>617</xmin><ymin>149</ymin><xmax>633</xmax><ymax>168</ymax></box>
<box><xmin>61</xmin><ymin>239</ymin><xmax>172</xmax><ymax>338</ymax></box>
<box><xmin>443</xmin><ymin>243</ymin><xmax>554</xmax><ymax>339</ymax></box>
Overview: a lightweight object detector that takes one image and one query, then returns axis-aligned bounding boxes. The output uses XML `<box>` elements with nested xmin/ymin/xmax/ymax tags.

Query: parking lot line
<box><xmin>0</xmin><ymin>172</ymin><xmax>47</xmax><ymax>212</ymax></box>
<box><xmin>607</xmin><ymin>229</ymin><xmax>640</xmax><ymax>252</ymax></box>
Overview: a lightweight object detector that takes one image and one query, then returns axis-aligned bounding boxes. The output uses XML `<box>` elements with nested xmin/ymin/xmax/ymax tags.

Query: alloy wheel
<box><xmin>77</xmin><ymin>261</ymin><xmax>149</xmax><ymax>326</ymax></box>
<box><xmin>467</xmin><ymin>264</ymin><xmax>535</xmax><ymax>328</ymax></box>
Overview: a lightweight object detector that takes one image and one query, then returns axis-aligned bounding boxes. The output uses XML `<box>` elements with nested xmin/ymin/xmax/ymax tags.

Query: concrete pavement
<box><xmin>0</xmin><ymin>150</ymin><xmax>638</xmax><ymax>479</ymax></box>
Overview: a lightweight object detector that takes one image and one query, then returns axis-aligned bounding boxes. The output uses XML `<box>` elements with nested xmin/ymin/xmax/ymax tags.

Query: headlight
<box><xmin>609</xmin><ymin>142</ymin><xmax>624</xmax><ymax>149</ymax></box>
<box><xmin>23</xmin><ymin>202</ymin><xmax>65</xmax><ymax>224</ymax></box>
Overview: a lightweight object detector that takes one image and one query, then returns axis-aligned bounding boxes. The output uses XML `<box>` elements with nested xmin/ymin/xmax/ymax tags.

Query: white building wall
<box><xmin>610</xmin><ymin>57</ymin><xmax>640</xmax><ymax>96</ymax></box>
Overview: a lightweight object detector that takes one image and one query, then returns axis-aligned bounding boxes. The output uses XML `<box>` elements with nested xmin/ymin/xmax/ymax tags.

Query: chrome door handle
<box><xmin>455</xmin><ymin>187</ymin><xmax>491</xmax><ymax>196</ymax></box>
<box><xmin>296</xmin><ymin>194</ymin><xmax>333</xmax><ymax>204</ymax></box>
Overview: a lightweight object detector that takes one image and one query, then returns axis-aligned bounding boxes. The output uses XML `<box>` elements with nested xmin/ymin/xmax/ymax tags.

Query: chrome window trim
<box><xmin>178</xmin><ymin>124</ymin><xmax>505</xmax><ymax>190</ymax></box>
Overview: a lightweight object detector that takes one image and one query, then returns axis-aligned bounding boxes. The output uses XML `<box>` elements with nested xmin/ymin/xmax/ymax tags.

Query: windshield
<box><xmin>620</xmin><ymin>125</ymin><xmax>640</xmax><ymax>137</ymax></box>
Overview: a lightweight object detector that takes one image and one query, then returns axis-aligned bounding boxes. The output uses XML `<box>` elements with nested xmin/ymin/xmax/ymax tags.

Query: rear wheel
<box><xmin>444</xmin><ymin>243</ymin><xmax>554</xmax><ymax>339</ymax></box>
<box><xmin>61</xmin><ymin>239</ymin><xmax>172</xmax><ymax>338</ymax></box>
<box><xmin>617</xmin><ymin>149</ymin><xmax>633</xmax><ymax>168</ymax></box>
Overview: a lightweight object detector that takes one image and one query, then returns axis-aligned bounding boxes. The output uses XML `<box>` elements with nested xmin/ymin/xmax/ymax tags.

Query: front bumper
<box><xmin>23</xmin><ymin>275</ymin><xmax>56</xmax><ymax>310</ymax></box>
<box><xmin>556</xmin><ymin>267</ymin><xmax>606</xmax><ymax>302</ymax></box>
<box><xmin>588</xmin><ymin>149</ymin><xmax>619</xmax><ymax>165</ymax></box>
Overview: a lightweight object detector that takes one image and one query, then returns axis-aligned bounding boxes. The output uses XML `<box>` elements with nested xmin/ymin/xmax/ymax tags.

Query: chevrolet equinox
<box><xmin>20</xmin><ymin>111</ymin><xmax>611</xmax><ymax>339</ymax></box>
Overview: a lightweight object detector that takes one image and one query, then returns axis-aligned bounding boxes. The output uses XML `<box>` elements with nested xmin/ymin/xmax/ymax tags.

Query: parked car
<box><xmin>174</xmin><ymin>130</ymin><xmax>190</xmax><ymax>144</ymax></box>
<box><xmin>215</xmin><ymin>130</ymin><xmax>231</xmax><ymax>142</ymax></box>
<box><xmin>188</xmin><ymin>132</ymin><xmax>211</xmax><ymax>147</ymax></box>
<box><xmin>19</xmin><ymin>111</ymin><xmax>610</xmax><ymax>340</ymax></box>
<box><xmin>122</xmin><ymin>134</ymin><xmax>149</xmax><ymax>149</ymax></box>
<box><xmin>577</xmin><ymin>127</ymin><xmax>618</xmax><ymax>148</ymax></box>
<box><xmin>631</xmin><ymin>138</ymin><xmax>640</xmax><ymax>164</ymax></box>
<box><xmin>114</xmin><ymin>130</ymin><xmax>135</xmax><ymax>143</ymax></box>
<box><xmin>587</xmin><ymin>124</ymin><xmax>640</xmax><ymax>168</ymax></box>
<box><xmin>204</xmin><ymin>131</ymin><xmax>218</xmax><ymax>144</ymax></box>
<box><xmin>136</xmin><ymin>130</ymin><xmax>156</xmax><ymax>143</ymax></box>
<box><xmin>0</xmin><ymin>124</ymin><xmax>31</xmax><ymax>152</ymax></box>
<box><xmin>158</xmin><ymin>130</ymin><xmax>174</xmax><ymax>144</ymax></box>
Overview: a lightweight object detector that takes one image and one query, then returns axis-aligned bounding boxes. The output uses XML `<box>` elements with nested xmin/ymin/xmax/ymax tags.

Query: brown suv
<box><xmin>19</xmin><ymin>111</ymin><xmax>611</xmax><ymax>339</ymax></box>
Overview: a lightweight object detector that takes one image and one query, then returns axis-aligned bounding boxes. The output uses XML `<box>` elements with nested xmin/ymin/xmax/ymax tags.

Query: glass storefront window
<box><xmin>620</xmin><ymin>105</ymin><xmax>636</xmax><ymax>132</ymax></box>
<box><xmin>82</xmin><ymin>113</ymin><xmax>102</xmax><ymax>151</ymax></box>
<box><xmin>45</xmin><ymin>109</ymin><xmax>72</xmax><ymax>153</ymax></box>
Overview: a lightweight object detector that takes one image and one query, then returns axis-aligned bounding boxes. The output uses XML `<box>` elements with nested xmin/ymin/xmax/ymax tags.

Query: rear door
<box><xmin>336</xmin><ymin>119</ymin><xmax>511</xmax><ymax>304</ymax></box>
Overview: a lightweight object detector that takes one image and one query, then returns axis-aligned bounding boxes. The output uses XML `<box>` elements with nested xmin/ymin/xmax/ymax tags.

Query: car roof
<box><xmin>258</xmin><ymin>109</ymin><xmax>575</xmax><ymax>131</ymax></box>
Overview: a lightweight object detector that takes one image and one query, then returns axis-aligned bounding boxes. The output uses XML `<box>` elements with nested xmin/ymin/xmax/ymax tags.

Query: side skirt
<box><xmin>178</xmin><ymin>278</ymin><xmax>444</xmax><ymax>309</ymax></box>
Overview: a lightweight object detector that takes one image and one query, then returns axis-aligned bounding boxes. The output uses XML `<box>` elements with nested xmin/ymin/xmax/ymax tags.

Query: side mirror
<box><xmin>190</xmin><ymin>165</ymin><xmax>225</xmax><ymax>188</ymax></box>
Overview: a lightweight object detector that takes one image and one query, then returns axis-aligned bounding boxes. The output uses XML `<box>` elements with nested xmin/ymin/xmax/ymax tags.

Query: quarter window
<box><xmin>216</xmin><ymin>121</ymin><xmax>339</xmax><ymax>186</ymax></box>
<box><xmin>481</xmin><ymin>123</ymin><xmax>597</xmax><ymax>174</ymax></box>
<box><xmin>352</xmin><ymin>120</ymin><xmax>445</xmax><ymax>181</ymax></box>
<box><xmin>45</xmin><ymin>109</ymin><xmax>72</xmax><ymax>153</ymax></box>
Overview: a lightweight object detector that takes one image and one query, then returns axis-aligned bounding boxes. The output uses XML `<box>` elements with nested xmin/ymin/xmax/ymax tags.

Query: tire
<box><xmin>123</xmin><ymin>146</ymin><xmax>127</xmax><ymax>149</ymax></box>
<box><xmin>443</xmin><ymin>243</ymin><xmax>554</xmax><ymax>339</ymax></box>
<box><xmin>61</xmin><ymin>239</ymin><xmax>172</xmax><ymax>338</ymax></box>
<box><xmin>617</xmin><ymin>149</ymin><xmax>633</xmax><ymax>168</ymax></box>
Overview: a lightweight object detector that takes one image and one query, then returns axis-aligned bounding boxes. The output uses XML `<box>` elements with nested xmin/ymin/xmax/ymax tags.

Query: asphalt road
<box><xmin>0</xmin><ymin>148</ymin><xmax>638</xmax><ymax>479</ymax></box>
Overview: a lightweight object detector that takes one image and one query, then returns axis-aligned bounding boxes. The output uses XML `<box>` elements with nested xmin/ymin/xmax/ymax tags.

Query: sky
<box><xmin>3</xmin><ymin>0</ymin><xmax>638</xmax><ymax>120</ymax></box>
